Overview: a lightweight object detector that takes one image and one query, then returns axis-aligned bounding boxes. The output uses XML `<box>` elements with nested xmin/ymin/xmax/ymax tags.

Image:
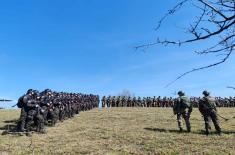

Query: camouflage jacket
<box><xmin>173</xmin><ymin>96</ymin><xmax>192</xmax><ymax>114</ymax></box>
<box><xmin>199</xmin><ymin>96</ymin><xmax>217</xmax><ymax>115</ymax></box>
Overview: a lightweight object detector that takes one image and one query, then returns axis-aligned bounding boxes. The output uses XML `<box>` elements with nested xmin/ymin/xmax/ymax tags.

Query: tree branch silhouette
<box><xmin>136</xmin><ymin>0</ymin><xmax>235</xmax><ymax>87</ymax></box>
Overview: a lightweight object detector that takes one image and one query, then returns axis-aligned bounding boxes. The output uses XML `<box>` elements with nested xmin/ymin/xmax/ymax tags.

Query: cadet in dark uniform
<box><xmin>16</xmin><ymin>89</ymin><xmax>33</xmax><ymax>132</ymax></box>
<box><xmin>173</xmin><ymin>91</ymin><xmax>193</xmax><ymax>132</ymax></box>
<box><xmin>199</xmin><ymin>90</ymin><xmax>221</xmax><ymax>135</ymax></box>
<box><xmin>24</xmin><ymin>90</ymin><xmax>40</xmax><ymax>132</ymax></box>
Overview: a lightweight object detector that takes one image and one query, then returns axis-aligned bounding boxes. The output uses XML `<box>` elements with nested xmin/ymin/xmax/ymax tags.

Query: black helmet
<box><xmin>45</xmin><ymin>89</ymin><xmax>52</xmax><ymax>93</ymax></box>
<box><xmin>33</xmin><ymin>90</ymin><xmax>40</xmax><ymax>96</ymax></box>
<box><xmin>178</xmin><ymin>91</ymin><xmax>185</xmax><ymax>96</ymax></box>
<box><xmin>203</xmin><ymin>90</ymin><xmax>210</xmax><ymax>96</ymax></box>
<box><xmin>26</xmin><ymin>89</ymin><xmax>33</xmax><ymax>94</ymax></box>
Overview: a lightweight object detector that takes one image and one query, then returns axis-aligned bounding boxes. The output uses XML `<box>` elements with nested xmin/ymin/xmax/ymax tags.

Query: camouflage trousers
<box><xmin>25</xmin><ymin>110</ymin><xmax>37</xmax><ymax>132</ymax></box>
<box><xmin>102</xmin><ymin>101</ymin><xmax>106</xmax><ymax>108</ymax></box>
<box><xmin>47</xmin><ymin>109</ymin><xmax>57</xmax><ymax>126</ymax></box>
<box><xmin>17</xmin><ymin>108</ymin><xmax>27</xmax><ymax>131</ymax></box>
<box><xmin>177</xmin><ymin>112</ymin><xmax>191</xmax><ymax>132</ymax></box>
<box><xmin>59</xmin><ymin>108</ymin><xmax>65</xmax><ymax>121</ymax></box>
<box><xmin>35</xmin><ymin>114</ymin><xmax>45</xmax><ymax>133</ymax></box>
<box><xmin>203</xmin><ymin>111</ymin><xmax>221</xmax><ymax>135</ymax></box>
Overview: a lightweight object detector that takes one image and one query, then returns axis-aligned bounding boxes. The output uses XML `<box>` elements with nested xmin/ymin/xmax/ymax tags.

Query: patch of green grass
<box><xmin>0</xmin><ymin>108</ymin><xmax>234</xmax><ymax>155</ymax></box>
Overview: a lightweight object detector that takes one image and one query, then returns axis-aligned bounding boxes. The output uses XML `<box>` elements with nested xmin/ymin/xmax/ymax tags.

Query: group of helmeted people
<box><xmin>14</xmin><ymin>88</ymin><xmax>229</xmax><ymax>136</ymax></box>
<box><xmin>101</xmin><ymin>95</ymin><xmax>235</xmax><ymax>108</ymax></box>
<box><xmin>16</xmin><ymin>89</ymin><xmax>99</xmax><ymax>133</ymax></box>
<box><xmin>173</xmin><ymin>90</ymin><xmax>222</xmax><ymax>135</ymax></box>
<box><xmin>101</xmin><ymin>96</ymin><xmax>174</xmax><ymax>108</ymax></box>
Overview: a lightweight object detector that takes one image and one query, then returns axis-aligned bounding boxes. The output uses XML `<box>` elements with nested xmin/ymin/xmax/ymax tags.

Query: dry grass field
<box><xmin>0</xmin><ymin>108</ymin><xmax>234</xmax><ymax>155</ymax></box>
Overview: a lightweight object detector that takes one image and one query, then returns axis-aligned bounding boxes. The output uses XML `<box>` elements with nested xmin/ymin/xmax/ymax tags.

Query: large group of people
<box><xmin>101</xmin><ymin>96</ymin><xmax>235</xmax><ymax>108</ymax></box>
<box><xmin>102</xmin><ymin>90</ymin><xmax>231</xmax><ymax>135</ymax></box>
<box><xmin>13</xmin><ymin>89</ymin><xmax>233</xmax><ymax>136</ymax></box>
<box><xmin>16</xmin><ymin>89</ymin><xmax>99</xmax><ymax>133</ymax></box>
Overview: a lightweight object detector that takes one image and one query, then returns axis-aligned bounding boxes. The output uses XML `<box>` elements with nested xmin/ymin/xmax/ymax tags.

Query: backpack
<box><xmin>16</xmin><ymin>96</ymin><xmax>24</xmax><ymax>108</ymax></box>
<box><xmin>179</xmin><ymin>96</ymin><xmax>190</xmax><ymax>110</ymax></box>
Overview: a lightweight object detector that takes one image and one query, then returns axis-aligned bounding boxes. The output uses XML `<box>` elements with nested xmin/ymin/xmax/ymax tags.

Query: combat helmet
<box><xmin>203</xmin><ymin>90</ymin><xmax>210</xmax><ymax>96</ymax></box>
<box><xmin>178</xmin><ymin>91</ymin><xmax>185</xmax><ymax>96</ymax></box>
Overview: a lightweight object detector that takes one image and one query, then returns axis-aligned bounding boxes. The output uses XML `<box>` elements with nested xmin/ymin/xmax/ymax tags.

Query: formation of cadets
<box><xmin>14</xmin><ymin>89</ymin><xmax>233</xmax><ymax>136</ymax></box>
<box><xmin>16</xmin><ymin>89</ymin><xmax>99</xmax><ymax>133</ymax></box>
<box><xmin>101</xmin><ymin>96</ymin><xmax>235</xmax><ymax>108</ymax></box>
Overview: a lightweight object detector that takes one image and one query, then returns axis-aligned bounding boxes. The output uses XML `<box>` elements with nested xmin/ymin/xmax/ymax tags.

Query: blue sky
<box><xmin>0</xmin><ymin>0</ymin><xmax>234</xmax><ymax>107</ymax></box>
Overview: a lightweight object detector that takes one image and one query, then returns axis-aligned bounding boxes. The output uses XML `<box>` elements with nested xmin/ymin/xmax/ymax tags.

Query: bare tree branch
<box><xmin>136</xmin><ymin>0</ymin><xmax>235</xmax><ymax>87</ymax></box>
<box><xmin>227</xmin><ymin>86</ymin><xmax>235</xmax><ymax>90</ymax></box>
<box><xmin>165</xmin><ymin>46</ymin><xmax>233</xmax><ymax>87</ymax></box>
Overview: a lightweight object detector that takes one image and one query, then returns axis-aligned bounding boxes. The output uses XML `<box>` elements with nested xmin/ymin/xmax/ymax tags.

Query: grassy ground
<box><xmin>0</xmin><ymin>108</ymin><xmax>234</xmax><ymax>155</ymax></box>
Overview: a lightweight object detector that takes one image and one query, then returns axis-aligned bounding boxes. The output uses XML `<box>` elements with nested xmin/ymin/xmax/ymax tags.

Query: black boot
<box><xmin>179</xmin><ymin>127</ymin><xmax>183</xmax><ymax>132</ymax></box>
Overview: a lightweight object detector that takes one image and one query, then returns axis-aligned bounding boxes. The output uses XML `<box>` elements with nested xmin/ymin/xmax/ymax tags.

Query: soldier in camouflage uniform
<box><xmin>122</xmin><ymin>96</ymin><xmax>127</xmax><ymax>107</ymax></box>
<box><xmin>199</xmin><ymin>90</ymin><xmax>221</xmax><ymax>135</ymax></box>
<box><xmin>132</xmin><ymin>97</ymin><xmax>137</xmax><ymax>107</ymax></box>
<box><xmin>16</xmin><ymin>89</ymin><xmax>32</xmax><ymax>132</ymax></box>
<box><xmin>101</xmin><ymin>96</ymin><xmax>106</xmax><ymax>108</ymax></box>
<box><xmin>111</xmin><ymin>96</ymin><xmax>116</xmax><ymax>107</ymax></box>
<box><xmin>157</xmin><ymin>96</ymin><xmax>161</xmax><ymax>107</ymax></box>
<box><xmin>107</xmin><ymin>96</ymin><xmax>111</xmax><ymax>108</ymax></box>
<box><xmin>173</xmin><ymin>91</ymin><xmax>193</xmax><ymax>132</ymax></box>
<box><xmin>116</xmin><ymin>96</ymin><xmax>121</xmax><ymax>107</ymax></box>
<box><xmin>137</xmin><ymin>97</ymin><xmax>142</xmax><ymax>107</ymax></box>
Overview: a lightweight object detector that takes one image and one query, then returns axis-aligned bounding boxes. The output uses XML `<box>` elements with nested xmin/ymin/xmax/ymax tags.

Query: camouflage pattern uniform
<box><xmin>173</xmin><ymin>91</ymin><xmax>192</xmax><ymax>132</ymax></box>
<box><xmin>199</xmin><ymin>91</ymin><xmax>221</xmax><ymax>135</ymax></box>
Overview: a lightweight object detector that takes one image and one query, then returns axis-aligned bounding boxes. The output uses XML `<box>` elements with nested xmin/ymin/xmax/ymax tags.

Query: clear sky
<box><xmin>0</xmin><ymin>0</ymin><xmax>234</xmax><ymax>108</ymax></box>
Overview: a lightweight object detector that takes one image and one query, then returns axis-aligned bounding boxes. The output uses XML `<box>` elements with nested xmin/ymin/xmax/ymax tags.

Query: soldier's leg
<box><xmin>204</xmin><ymin>116</ymin><xmax>212</xmax><ymax>135</ymax></box>
<box><xmin>25</xmin><ymin>113</ymin><xmax>35</xmax><ymax>132</ymax></box>
<box><xmin>177</xmin><ymin>114</ymin><xmax>183</xmax><ymax>132</ymax></box>
<box><xmin>51</xmin><ymin>111</ymin><xmax>57</xmax><ymax>126</ymax></box>
<box><xmin>71</xmin><ymin>107</ymin><xmax>75</xmax><ymax>117</ymax></box>
<box><xmin>17</xmin><ymin>108</ymin><xmax>27</xmax><ymax>132</ymax></box>
<box><xmin>42</xmin><ymin>108</ymin><xmax>48</xmax><ymax>125</ymax></box>
<box><xmin>211</xmin><ymin>112</ymin><xmax>221</xmax><ymax>135</ymax></box>
<box><xmin>59</xmin><ymin>109</ymin><xmax>64</xmax><ymax>122</ymax></box>
<box><xmin>36</xmin><ymin>114</ymin><xmax>45</xmax><ymax>133</ymax></box>
<box><xmin>183</xmin><ymin>112</ymin><xmax>191</xmax><ymax>132</ymax></box>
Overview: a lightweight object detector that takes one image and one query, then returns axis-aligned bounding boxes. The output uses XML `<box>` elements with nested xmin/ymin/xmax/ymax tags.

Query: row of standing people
<box><xmin>16</xmin><ymin>89</ymin><xmax>99</xmax><ymax>133</ymax></box>
<box><xmin>101</xmin><ymin>96</ymin><xmax>235</xmax><ymax>108</ymax></box>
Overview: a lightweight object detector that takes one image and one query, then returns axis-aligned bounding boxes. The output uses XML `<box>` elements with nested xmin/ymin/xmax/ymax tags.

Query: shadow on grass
<box><xmin>144</xmin><ymin>127</ymin><xmax>235</xmax><ymax>135</ymax></box>
<box><xmin>0</xmin><ymin>119</ymin><xmax>21</xmax><ymax>135</ymax></box>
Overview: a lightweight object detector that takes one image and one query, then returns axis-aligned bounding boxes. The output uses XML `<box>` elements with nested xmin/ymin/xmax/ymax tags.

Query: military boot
<box><xmin>179</xmin><ymin>127</ymin><xmax>183</xmax><ymax>132</ymax></box>
<box><xmin>187</xmin><ymin>127</ymin><xmax>191</xmax><ymax>132</ymax></box>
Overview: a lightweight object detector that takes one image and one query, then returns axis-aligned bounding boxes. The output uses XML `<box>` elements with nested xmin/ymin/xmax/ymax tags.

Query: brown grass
<box><xmin>0</xmin><ymin>108</ymin><xmax>234</xmax><ymax>155</ymax></box>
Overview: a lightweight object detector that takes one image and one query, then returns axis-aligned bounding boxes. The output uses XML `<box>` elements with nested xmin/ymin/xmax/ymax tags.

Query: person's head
<box><xmin>178</xmin><ymin>91</ymin><xmax>185</xmax><ymax>96</ymax></box>
<box><xmin>203</xmin><ymin>90</ymin><xmax>210</xmax><ymax>96</ymax></box>
<box><xmin>26</xmin><ymin>89</ymin><xmax>33</xmax><ymax>95</ymax></box>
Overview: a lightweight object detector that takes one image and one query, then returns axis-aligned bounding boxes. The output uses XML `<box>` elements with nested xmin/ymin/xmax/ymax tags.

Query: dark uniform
<box><xmin>173</xmin><ymin>91</ymin><xmax>192</xmax><ymax>132</ymax></box>
<box><xmin>16</xmin><ymin>94</ymin><xmax>28</xmax><ymax>132</ymax></box>
<box><xmin>23</xmin><ymin>91</ymin><xmax>40</xmax><ymax>132</ymax></box>
<box><xmin>199</xmin><ymin>91</ymin><xmax>221</xmax><ymax>135</ymax></box>
<box><xmin>101</xmin><ymin>96</ymin><xmax>106</xmax><ymax>108</ymax></box>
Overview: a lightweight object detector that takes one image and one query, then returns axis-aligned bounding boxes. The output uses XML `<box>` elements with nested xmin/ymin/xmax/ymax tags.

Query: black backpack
<box><xmin>16</xmin><ymin>96</ymin><xmax>24</xmax><ymax>108</ymax></box>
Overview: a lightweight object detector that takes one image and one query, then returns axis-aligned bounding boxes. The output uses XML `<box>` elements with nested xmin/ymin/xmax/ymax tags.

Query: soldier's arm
<box><xmin>198</xmin><ymin>100</ymin><xmax>206</xmax><ymax>115</ymax></box>
<box><xmin>188</xmin><ymin>99</ymin><xmax>193</xmax><ymax>113</ymax></box>
<box><xmin>23</xmin><ymin>96</ymin><xmax>35</xmax><ymax>107</ymax></box>
<box><xmin>213</xmin><ymin>102</ymin><xmax>217</xmax><ymax>111</ymax></box>
<box><xmin>172</xmin><ymin>99</ymin><xmax>178</xmax><ymax>114</ymax></box>
<box><xmin>27</xmin><ymin>100</ymin><xmax>38</xmax><ymax>107</ymax></box>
